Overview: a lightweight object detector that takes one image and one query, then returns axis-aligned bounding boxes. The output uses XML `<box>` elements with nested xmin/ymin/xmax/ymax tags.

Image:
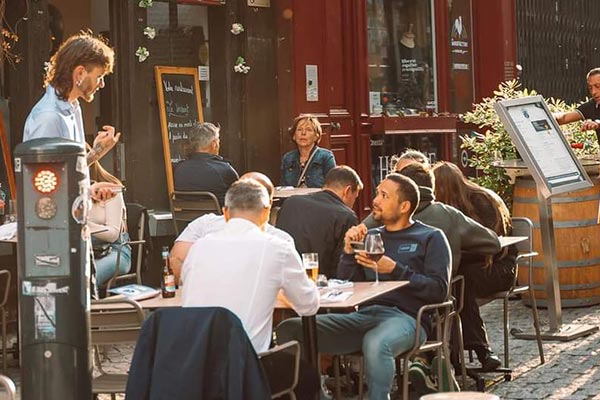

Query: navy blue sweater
<box><xmin>338</xmin><ymin>221</ymin><xmax>451</xmax><ymax>331</ymax></box>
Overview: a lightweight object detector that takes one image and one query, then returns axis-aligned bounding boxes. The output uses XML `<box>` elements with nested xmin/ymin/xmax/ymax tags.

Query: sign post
<box><xmin>495</xmin><ymin>96</ymin><xmax>598</xmax><ymax>340</ymax></box>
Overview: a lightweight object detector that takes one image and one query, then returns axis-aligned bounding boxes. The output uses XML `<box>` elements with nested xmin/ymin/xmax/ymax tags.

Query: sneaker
<box><xmin>320</xmin><ymin>375</ymin><xmax>333</xmax><ymax>400</ymax></box>
<box><xmin>408</xmin><ymin>359</ymin><xmax>436</xmax><ymax>395</ymax></box>
<box><xmin>431</xmin><ymin>355</ymin><xmax>460</xmax><ymax>392</ymax></box>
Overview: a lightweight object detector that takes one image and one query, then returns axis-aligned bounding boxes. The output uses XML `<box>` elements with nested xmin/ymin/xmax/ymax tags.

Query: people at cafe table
<box><xmin>277</xmin><ymin>173</ymin><xmax>452</xmax><ymax>400</ymax></box>
<box><xmin>180</xmin><ymin>179</ymin><xmax>320</xmax><ymax>399</ymax></box>
<box><xmin>169</xmin><ymin>172</ymin><xmax>293</xmax><ymax>284</ymax></box>
<box><xmin>173</xmin><ymin>122</ymin><xmax>239</xmax><ymax>207</ymax></box>
<box><xmin>276</xmin><ymin>165</ymin><xmax>362</xmax><ymax>278</ymax></box>
<box><xmin>280</xmin><ymin>114</ymin><xmax>336</xmax><ymax>188</ymax></box>
<box><xmin>554</xmin><ymin>67</ymin><xmax>600</xmax><ymax>142</ymax></box>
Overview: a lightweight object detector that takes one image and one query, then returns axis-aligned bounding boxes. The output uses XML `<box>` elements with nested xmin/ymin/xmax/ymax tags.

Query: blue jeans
<box><xmin>94</xmin><ymin>232</ymin><xmax>132</xmax><ymax>287</ymax></box>
<box><xmin>277</xmin><ymin>305</ymin><xmax>425</xmax><ymax>400</ymax></box>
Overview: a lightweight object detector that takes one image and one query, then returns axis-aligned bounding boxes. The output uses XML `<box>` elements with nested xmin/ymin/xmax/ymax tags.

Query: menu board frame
<box><xmin>494</xmin><ymin>95</ymin><xmax>592</xmax><ymax>198</ymax></box>
<box><xmin>154</xmin><ymin>66</ymin><xmax>204</xmax><ymax>195</ymax></box>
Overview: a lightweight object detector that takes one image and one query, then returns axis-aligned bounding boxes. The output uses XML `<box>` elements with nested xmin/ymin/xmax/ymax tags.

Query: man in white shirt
<box><xmin>170</xmin><ymin>171</ymin><xmax>292</xmax><ymax>282</ymax></box>
<box><xmin>181</xmin><ymin>178</ymin><xmax>319</xmax><ymax>353</ymax></box>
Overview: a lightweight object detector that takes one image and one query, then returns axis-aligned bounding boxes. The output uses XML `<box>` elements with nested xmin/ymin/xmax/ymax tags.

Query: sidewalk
<box><xmin>4</xmin><ymin>298</ymin><xmax>600</xmax><ymax>399</ymax></box>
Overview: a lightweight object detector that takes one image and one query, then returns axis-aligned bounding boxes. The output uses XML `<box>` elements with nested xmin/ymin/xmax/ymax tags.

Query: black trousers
<box><xmin>458</xmin><ymin>246</ymin><xmax>517</xmax><ymax>351</ymax></box>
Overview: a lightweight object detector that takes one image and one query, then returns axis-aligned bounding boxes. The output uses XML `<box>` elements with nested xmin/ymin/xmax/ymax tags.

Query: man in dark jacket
<box><xmin>174</xmin><ymin>122</ymin><xmax>239</xmax><ymax>206</ymax></box>
<box><xmin>278</xmin><ymin>173</ymin><xmax>451</xmax><ymax>400</ymax></box>
<box><xmin>276</xmin><ymin>165</ymin><xmax>362</xmax><ymax>278</ymax></box>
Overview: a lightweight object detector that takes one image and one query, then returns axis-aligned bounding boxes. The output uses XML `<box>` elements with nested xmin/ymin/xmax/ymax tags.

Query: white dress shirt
<box><xmin>176</xmin><ymin>213</ymin><xmax>293</xmax><ymax>244</ymax></box>
<box><xmin>182</xmin><ymin>218</ymin><xmax>319</xmax><ymax>353</ymax></box>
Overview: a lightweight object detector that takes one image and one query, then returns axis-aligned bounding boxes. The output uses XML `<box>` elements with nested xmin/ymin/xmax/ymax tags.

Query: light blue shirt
<box><xmin>23</xmin><ymin>85</ymin><xmax>85</xmax><ymax>144</ymax></box>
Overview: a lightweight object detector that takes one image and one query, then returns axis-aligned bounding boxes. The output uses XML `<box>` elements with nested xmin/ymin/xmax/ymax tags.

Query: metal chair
<box><xmin>0</xmin><ymin>374</ymin><xmax>16</xmax><ymax>400</ymax></box>
<box><xmin>91</xmin><ymin>297</ymin><xmax>145</xmax><ymax>400</ymax></box>
<box><xmin>170</xmin><ymin>191</ymin><xmax>221</xmax><ymax>235</ymax></box>
<box><xmin>463</xmin><ymin>216</ymin><xmax>545</xmax><ymax>390</ymax></box>
<box><xmin>105</xmin><ymin>203</ymin><xmax>147</xmax><ymax>292</ymax></box>
<box><xmin>332</xmin><ymin>299</ymin><xmax>456</xmax><ymax>399</ymax></box>
<box><xmin>0</xmin><ymin>270</ymin><xmax>10</xmax><ymax>374</ymax></box>
<box><xmin>259</xmin><ymin>340</ymin><xmax>301</xmax><ymax>400</ymax></box>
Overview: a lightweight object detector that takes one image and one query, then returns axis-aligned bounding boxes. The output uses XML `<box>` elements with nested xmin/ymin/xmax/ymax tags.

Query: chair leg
<box><xmin>529</xmin><ymin>286</ymin><xmax>546</xmax><ymax>364</ymax></box>
<box><xmin>333</xmin><ymin>355</ymin><xmax>342</xmax><ymax>399</ymax></box>
<box><xmin>503</xmin><ymin>297</ymin><xmax>510</xmax><ymax>369</ymax></box>
<box><xmin>358</xmin><ymin>356</ymin><xmax>364</xmax><ymax>400</ymax></box>
<box><xmin>402</xmin><ymin>357</ymin><xmax>410</xmax><ymax>400</ymax></box>
<box><xmin>2</xmin><ymin>308</ymin><xmax>6</xmax><ymax>374</ymax></box>
<box><xmin>452</xmin><ymin>313</ymin><xmax>468</xmax><ymax>388</ymax></box>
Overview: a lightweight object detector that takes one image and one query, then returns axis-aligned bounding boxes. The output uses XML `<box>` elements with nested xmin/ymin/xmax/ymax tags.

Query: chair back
<box><xmin>170</xmin><ymin>191</ymin><xmax>221</xmax><ymax>235</ymax></box>
<box><xmin>126</xmin><ymin>203</ymin><xmax>148</xmax><ymax>284</ymax></box>
<box><xmin>0</xmin><ymin>374</ymin><xmax>16</xmax><ymax>400</ymax></box>
<box><xmin>259</xmin><ymin>341</ymin><xmax>300</xmax><ymax>399</ymax></box>
<box><xmin>90</xmin><ymin>298</ymin><xmax>145</xmax><ymax>346</ymax></box>
<box><xmin>510</xmin><ymin>216</ymin><xmax>534</xmax><ymax>260</ymax></box>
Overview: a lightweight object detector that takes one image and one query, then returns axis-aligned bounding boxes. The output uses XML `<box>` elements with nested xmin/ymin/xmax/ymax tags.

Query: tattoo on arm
<box><xmin>86</xmin><ymin>142</ymin><xmax>105</xmax><ymax>165</ymax></box>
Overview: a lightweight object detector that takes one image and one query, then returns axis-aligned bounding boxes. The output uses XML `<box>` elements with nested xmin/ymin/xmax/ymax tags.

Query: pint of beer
<box><xmin>302</xmin><ymin>253</ymin><xmax>319</xmax><ymax>282</ymax></box>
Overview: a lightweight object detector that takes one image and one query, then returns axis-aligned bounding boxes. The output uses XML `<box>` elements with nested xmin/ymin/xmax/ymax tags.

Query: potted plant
<box><xmin>461</xmin><ymin>80</ymin><xmax>599</xmax><ymax>206</ymax></box>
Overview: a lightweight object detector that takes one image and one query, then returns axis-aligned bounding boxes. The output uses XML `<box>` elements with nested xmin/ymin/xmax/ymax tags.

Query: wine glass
<box><xmin>364</xmin><ymin>232</ymin><xmax>385</xmax><ymax>285</ymax></box>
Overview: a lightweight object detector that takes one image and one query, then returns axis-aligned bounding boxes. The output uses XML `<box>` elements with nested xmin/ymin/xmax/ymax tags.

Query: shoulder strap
<box><xmin>296</xmin><ymin>146</ymin><xmax>319</xmax><ymax>187</ymax></box>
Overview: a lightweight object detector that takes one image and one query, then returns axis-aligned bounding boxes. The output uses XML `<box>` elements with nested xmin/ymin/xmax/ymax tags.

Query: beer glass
<box><xmin>302</xmin><ymin>253</ymin><xmax>319</xmax><ymax>282</ymax></box>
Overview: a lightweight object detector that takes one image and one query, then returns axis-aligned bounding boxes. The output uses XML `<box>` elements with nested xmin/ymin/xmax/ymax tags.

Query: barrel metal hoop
<box><xmin>532</xmin><ymin>281</ymin><xmax>600</xmax><ymax>291</ymax></box>
<box><xmin>531</xmin><ymin>257</ymin><xmax>600</xmax><ymax>268</ymax></box>
<box><xmin>524</xmin><ymin>296</ymin><xmax>600</xmax><ymax>308</ymax></box>
<box><xmin>513</xmin><ymin>194</ymin><xmax>600</xmax><ymax>204</ymax></box>
<box><xmin>532</xmin><ymin>219</ymin><xmax>599</xmax><ymax>228</ymax></box>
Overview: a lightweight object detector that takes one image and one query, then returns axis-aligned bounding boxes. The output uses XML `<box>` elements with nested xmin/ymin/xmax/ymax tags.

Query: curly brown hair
<box><xmin>44</xmin><ymin>31</ymin><xmax>114</xmax><ymax>101</ymax></box>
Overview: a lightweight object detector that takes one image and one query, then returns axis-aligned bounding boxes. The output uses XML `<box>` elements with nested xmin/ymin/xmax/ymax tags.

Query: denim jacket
<box><xmin>280</xmin><ymin>146</ymin><xmax>336</xmax><ymax>188</ymax></box>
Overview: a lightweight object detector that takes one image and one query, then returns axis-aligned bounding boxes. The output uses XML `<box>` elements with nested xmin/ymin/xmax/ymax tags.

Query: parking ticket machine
<box><xmin>14</xmin><ymin>138</ymin><xmax>91</xmax><ymax>399</ymax></box>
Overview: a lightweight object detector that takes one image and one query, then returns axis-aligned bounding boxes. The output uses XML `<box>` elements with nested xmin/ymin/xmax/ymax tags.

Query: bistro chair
<box><xmin>460</xmin><ymin>216</ymin><xmax>544</xmax><ymax>390</ymax></box>
<box><xmin>0</xmin><ymin>270</ymin><xmax>10</xmax><ymax>374</ymax></box>
<box><xmin>105</xmin><ymin>203</ymin><xmax>148</xmax><ymax>293</ymax></box>
<box><xmin>169</xmin><ymin>191</ymin><xmax>221</xmax><ymax>236</ymax></box>
<box><xmin>259</xmin><ymin>340</ymin><xmax>301</xmax><ymax>399</ymax></box>
<box><xmin>332</xmin><ymin>299</ymin><xmax>456</xmax><ymax>399</ymax></box>
<box><xmin>91</xmin><ymin>297</ymin><xmax>146</xmax><ymax>400</ymax></box>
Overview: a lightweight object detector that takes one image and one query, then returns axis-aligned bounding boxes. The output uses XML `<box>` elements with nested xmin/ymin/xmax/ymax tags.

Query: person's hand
<box><xmin>354</xmin><ymin>253</ymin><xmax>396</xmax><ymax>274</ymax></box>
<box><xmin>581</xmin><ymin>119</ymin><xmax>600</xmax><ymax>132</ymax></box>
<box><xmin>343</xmin><ymin>223</ymin><xmax>368</xmax><ymax>254</ymax></box>
<box><xmin>88</xmin><ymin>125</ymin><xmax>121</xmax><ymax>164</ymax></box>
<box><xmin>90</xmin><ymin>182</ymin><xmax>122</xmax><ymax>202</ymax></box>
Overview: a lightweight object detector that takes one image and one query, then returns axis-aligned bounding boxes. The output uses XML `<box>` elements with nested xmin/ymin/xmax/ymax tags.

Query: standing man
<box><xmin>278</xmin><ymin>174</ymin><xmax>452</xmax><ymax>400</ymax></box>
<box><xmin>276</xmin><ymin>165</ymin><xmax>362</xmax><ymax>278</ymax></box>
<box><xmin>174</xmin><ymin>122</ymin><xmax>239</xmax><ymax>207</ymax></box>
<box><xmin>23</xmin><ymin>31</ymin><xmax>120</xmax><ymax>167</ymax></box>
<box><xmin>555</xmin><ymin>67</ymin><xmax>600</xmax><ymax>141</ymax></box>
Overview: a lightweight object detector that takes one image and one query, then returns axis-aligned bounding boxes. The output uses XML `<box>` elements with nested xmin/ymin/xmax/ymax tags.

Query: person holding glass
<box><xmin>280</xmin><ymin>115</ymin><xmax>336</xmax><ymax>188</ymax></box>
<box><xmin>88</xmin><ymin>161</ymin><xmax>131</xmax><ymax>287</ymax></box>
<box><xmin>278</xmin><ymin>173</ymin><xmax>451</xmax><ymax>400</ymax></box>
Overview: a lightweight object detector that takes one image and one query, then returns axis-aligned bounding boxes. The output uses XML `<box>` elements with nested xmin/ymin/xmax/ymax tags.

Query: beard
<box><xmin>79</xmin><ymin>77</ymin><xmax>98</xmax><ymax>103</ymax></box>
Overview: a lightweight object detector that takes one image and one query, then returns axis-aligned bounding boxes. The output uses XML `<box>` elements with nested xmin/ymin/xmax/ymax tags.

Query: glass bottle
<box><xmin>161</xmin><ymin>246</ymin><xmax>176</xmax><ymax>298</ymax></box>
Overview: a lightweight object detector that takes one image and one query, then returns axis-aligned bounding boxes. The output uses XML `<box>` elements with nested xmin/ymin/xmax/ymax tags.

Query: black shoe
<box><xmin>479</xmin><ymin>351</ymin><xmax>502</xmax><ymax>372</ymax></box>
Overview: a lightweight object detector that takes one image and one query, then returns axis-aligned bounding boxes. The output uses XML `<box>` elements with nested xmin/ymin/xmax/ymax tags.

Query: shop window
<box><xmin>148</xmin><ymin>1</ymin><xmax>213</xmax><ymax>120</ymax></box>
<box><xmin>367</xmin><ymin>0</ymin><xmax>437</xmax><ymax>116</ymax></box>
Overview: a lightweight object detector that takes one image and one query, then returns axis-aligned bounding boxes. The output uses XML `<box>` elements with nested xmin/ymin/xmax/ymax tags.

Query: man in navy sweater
<box><xmin>277</xmin><ymin>173</ymin><xmax>451</xmax><ymax>400</ymax></box>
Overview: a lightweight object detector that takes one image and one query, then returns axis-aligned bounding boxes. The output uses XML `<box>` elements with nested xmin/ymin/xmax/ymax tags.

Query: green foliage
<box><xmin>461</xmin><ymin>80</ymin><xmax>599</xmax><ymax>205</ymax></box>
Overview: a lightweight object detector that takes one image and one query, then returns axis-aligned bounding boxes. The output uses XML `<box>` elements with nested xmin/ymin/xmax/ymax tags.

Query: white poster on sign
<box><xmin>248</xmin><ymin>0</ymin><xmax>270</xmax><ymax>7</ymax></box>
<box><xmin>306</xmin><ymin>65</ymin><xmax>319</xmax><ymax>102</ymax></box>
<box><xmin>198</xmin><ymin>66</ymin><xmax>210</xmax><ymax>81</ymax></box>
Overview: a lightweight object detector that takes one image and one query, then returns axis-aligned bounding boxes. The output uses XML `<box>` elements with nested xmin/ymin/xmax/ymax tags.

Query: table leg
<box><xmin>301</xmin><ymin>315</ymin><xmax>319</xmax><ymax>400</ymax></box>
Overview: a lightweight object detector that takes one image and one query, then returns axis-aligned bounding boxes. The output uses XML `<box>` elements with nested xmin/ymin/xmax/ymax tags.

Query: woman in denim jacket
<box><xmin>280</xmin><ymin>115</ymin><xmax>336</xmax><ymax>187</ymax></box>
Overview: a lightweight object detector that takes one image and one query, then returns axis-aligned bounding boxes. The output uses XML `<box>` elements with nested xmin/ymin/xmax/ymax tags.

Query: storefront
<box><xmin>3</xmin><ymin>0</ymin><xmax>517</xmax><ymax>216</ymax></box>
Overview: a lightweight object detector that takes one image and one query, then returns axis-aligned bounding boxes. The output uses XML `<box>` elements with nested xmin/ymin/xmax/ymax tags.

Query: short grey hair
<box><xmin>390</xmin><ymin>149</ymin><xmax>430</xmax><ymax>172</ymax></box>
<box><xmin>224</xmin><ymin>179</ymin><xmax>270</xmax><ymax>213</ymax></box>
<box><xmin>189</xmin><ymin>122</ymin><xmax>219</xmax><ymax>151</ymax></box>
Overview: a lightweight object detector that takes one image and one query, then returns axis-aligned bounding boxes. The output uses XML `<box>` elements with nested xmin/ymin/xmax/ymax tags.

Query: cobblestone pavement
<box><xmin>3</xmin><ymin>298</ymin><xmax>600</xmax><ymax>399</ymax></box>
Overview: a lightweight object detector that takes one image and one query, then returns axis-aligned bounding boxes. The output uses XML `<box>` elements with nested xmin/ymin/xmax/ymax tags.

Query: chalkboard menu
<box><xmin>154</xmin><ymin>66</ymin><xmax>204</xmax><ymax>194</ymax></box>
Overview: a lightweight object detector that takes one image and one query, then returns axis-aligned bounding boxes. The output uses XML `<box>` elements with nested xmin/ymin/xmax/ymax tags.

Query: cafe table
<box><xmin>98</xmin><ymin>280</ymin><xmax>409</xmax><ymax>371</ymax></box>
<box><xmin>273</xmin><ymin>187</ymin><xmax>320</xmax><ymax>199</ymax></box>
<box><xmin>498</xmin><ymin>236</ymin><xmax>528</xmax><ymax>248</ymax></box>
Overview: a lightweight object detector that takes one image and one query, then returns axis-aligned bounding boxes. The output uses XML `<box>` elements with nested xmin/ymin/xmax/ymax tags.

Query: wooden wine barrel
<box><xmin>513</xmin><ymin>174</ymin><xmax>600</xmax><ymax>308</ymax></box>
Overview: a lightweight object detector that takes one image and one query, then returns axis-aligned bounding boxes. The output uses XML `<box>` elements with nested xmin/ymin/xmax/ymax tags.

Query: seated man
<box><xmin>169</xmin><ymin>172</ymin><xmax>292</xmax><ymax>283</ymax></box>
<box><xmin>173</xmin><ymin>122</ymin><xmax>239</xmax><ymax>207</ymax></box>
<box><xmin>277</xmin><ymin>173</ymin><xmax>452</xmax><ymax>400</ymax></box>
<box><xmin>181</xmin><ymin>179</ymin><xmax>319</xmax><ymax>353</ymax></box>
<box><xmin>276</xmin><ymin>165</ymin><xmax>363</xmax><ymax>278</ymax></box>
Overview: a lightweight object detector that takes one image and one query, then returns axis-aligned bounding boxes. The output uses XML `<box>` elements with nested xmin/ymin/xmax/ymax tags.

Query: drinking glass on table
<box><xmin>302</xmin><ymin>253</ymin><xmax>319</xmax><ymax>282</ymax></box>
<box><xmin>364</xmin><ymin>232</ymin><xmax>385</xmax><ymax>285</ymax></box>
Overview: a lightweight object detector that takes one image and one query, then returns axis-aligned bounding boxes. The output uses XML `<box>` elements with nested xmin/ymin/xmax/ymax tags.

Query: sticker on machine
<box><xmin>34</xmin><ymin>296</ymin><xmax>56</xmax><ymax>340</ymax></box>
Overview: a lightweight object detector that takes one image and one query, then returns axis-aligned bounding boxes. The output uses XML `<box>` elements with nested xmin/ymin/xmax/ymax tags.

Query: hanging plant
<box><xmin>138</xmin><ymin>0</ymin><xmax>153</xmax><ymax>8</ymax></box>
<box><xmin>230</xmin><ymin>23</ymin><xmax>245</xmax><ymax>35</ymax></box>
<box><xmin>233</xmin><ymin>56</ymin><xmax>250</xmax><ymax>74</ymax></box>
<box><xmin>143</xmin><ymin>27</ymin><xmax>156</xmax><ymax>40</ymax></box>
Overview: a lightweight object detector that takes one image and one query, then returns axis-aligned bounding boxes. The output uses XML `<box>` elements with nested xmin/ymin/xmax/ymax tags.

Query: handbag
<box><xmin>93</xmin><ymin>242</ymin><xmax>112</xmax><ymax>259</ymax></box>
